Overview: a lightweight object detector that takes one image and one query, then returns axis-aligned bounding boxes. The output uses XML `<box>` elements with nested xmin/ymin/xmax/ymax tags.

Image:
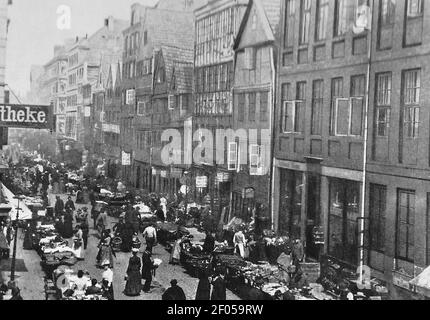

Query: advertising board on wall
<box><xmin>0</xmin><ymin>104</ymin><xmax>53</xmax><ymax>129</ymax></box>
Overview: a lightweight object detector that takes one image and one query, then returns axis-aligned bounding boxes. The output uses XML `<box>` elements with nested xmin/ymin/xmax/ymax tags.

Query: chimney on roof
<box><xmin>75</xmin><ymin>36</ymin><xmax>79</xmax><ymax>43</ymax></box>
<box><xmin>105</xmin><ymin>16</ymin><xmax>115</xmax><ymax>32</ymax></box>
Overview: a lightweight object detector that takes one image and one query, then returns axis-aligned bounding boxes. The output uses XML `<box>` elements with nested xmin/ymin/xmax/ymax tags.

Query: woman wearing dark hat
<box><xmin>162</xmin><ymin>280</ymin><xmax>186</xmax><ymax>300</ymax></box>
<box><xmin>124</xmin><ymin>248</ymin><xmax>142</xmax><ymax>296</ymax></box>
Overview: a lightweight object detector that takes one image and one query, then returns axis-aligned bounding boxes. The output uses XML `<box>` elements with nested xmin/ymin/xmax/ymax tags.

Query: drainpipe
<box><xmin>269</xmin><ymin>45</ymin><xmax>276</xmax><ymax>231</ymax></box>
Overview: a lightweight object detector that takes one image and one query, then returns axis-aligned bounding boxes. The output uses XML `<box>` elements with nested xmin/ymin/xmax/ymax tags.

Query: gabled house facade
<box><xmin>230</xmin><ymin>0</ymin><xmax>280</xmax><ymax>226</ymax></box>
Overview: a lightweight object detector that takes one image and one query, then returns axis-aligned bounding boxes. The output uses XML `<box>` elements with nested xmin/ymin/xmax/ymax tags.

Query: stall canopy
<box><xmin>2</xmin><ymin>184</ymin><xmax>33</xmax><ymax>221</ymax></box>
<box><xmin>410</xmin><ymin>266</ymin><xmax>430</xmax><ymax>297</ymax></box>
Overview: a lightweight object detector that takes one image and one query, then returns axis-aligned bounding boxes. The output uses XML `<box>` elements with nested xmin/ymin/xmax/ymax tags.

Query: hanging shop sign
<box><xmin>160</xmin><ymin>170</ymin><xmax>167</xmax><ymax>178</ymax></box>
<box><xmin>312</xmin><ymin>226</ymin><xmax>325</xmax><ymax>245</ymax></box>
<box><xmin>170</xmin><ymin>168</ymin><xmax>183</xmax><ymax>179</ymax></box>
<box><xmin>196</xmin><ymin>176</ymin><xmax>208</xmax><ymax>188</ymax></box>
<box><xmin>0</xmin><ymin>104</ymin><xmax>53</xmax><ymax>129</ymax></box>
<box><xmin>242</xmin><ymin>187</ymin><xmax>255</xmax><ymax>199</ymax></box>
<box><xmin>121</xmin><ymin>151</ymin><xmax>131</xmax><ymax>166</ymax></box>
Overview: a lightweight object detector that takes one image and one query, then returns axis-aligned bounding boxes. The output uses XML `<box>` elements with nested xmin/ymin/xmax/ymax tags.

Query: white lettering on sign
<box><xmin>0</xmin><ymin>105</ymin><xmax>51</xmax><ymax>128</ymax></box>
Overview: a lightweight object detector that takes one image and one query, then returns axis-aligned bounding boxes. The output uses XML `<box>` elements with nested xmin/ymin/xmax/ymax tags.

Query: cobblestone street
<box><xmin>1</xmin><ymin>191</ymin><xmax>240</xmax><ymax>301</ymax></box>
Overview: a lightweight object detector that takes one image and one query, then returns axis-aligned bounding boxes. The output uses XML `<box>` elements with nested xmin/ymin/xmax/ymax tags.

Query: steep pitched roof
<box><xmin>259</xmin><ymin>0</ymin><xmax>281</xmax><ymax>36</ymax></box>
<box><xmin>146</xmin><ymin>9</ymin><xmax>195</xmax><ymax>51</ymax></box>
<box><xmin>158</xmin><ymin>45</ymin><xmax>194</xmax><ymax>92</ymax></box>
<box><xmin>234</xmin><ymin>0</ymin><xmax>281</xmax><ymax>49</ymax></box>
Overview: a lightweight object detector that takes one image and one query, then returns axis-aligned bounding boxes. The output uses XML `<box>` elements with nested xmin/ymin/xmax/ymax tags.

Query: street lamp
<box><xmin>10</xmin><ymin>195</ymin><xmax>24</xmax><ymax>284</ymax></box>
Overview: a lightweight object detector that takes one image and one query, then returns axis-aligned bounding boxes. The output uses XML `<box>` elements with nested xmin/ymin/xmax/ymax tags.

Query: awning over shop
<box><xmin>410</xmin><ymin>266</ymin><xmax>430</xmax><ymax>297</ymax></box>
<box><xmin>2</xmin><ymin>184</ymin><xmax>33</xmax><ymax>221</ymax></box>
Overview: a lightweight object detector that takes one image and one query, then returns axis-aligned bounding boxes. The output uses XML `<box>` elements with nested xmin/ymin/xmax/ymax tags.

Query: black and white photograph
<box><xmin>0</xmin><ymin>0</ymin><xmax>426</xmax><ymax>305</ymax></box>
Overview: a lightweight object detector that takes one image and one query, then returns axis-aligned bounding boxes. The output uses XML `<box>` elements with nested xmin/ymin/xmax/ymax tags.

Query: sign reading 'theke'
<box><xmin>0</xmin><ymin>104</ymin><xmax>53</xmax><ymax>129</ymax></box>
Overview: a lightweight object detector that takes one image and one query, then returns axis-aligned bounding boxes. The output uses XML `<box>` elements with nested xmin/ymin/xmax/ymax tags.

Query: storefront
<box><xmin>327</xmin><ymin>178</ymin><xmax>360</xmax><ymax>266</ymax></box>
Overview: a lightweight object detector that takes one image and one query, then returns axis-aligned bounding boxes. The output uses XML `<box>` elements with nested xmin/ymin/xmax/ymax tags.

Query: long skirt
<box><xmin>63</xmin><ymin>221</ymin><xmax>74</xmax><ymax>239</ymax></box>
<box><xmin>124</xmin><ymin>271</ymin><xmax>142</xmax><ymax>296</ymax></box>
<box><xmin>170</xmin><ymin>239</ymin><xmax>181</xmax><ymax>264</ymax></box>
<box><xmin>97</xmin><ymin>245</ymin><xmax>113</xmax><ymax>267</ymax></box>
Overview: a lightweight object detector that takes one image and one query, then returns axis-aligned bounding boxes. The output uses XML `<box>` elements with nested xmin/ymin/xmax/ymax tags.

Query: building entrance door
<box><xmin>305</xmin><ymin>174</ymin><xmax>321</xmax><ymax>260</ymax></box>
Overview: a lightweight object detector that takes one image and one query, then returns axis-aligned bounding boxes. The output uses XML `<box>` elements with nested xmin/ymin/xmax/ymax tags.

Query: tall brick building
<box><xmin>274</xmin><ymin>0</ymin><xmax>430</xmax><ymax>298</ymax></box>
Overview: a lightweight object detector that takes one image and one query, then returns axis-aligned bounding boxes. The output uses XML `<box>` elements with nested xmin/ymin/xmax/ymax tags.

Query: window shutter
<box><xmin>228</xmin><ymin>142</ymin><xmax>238</xmax><ymax>171</ymax></box>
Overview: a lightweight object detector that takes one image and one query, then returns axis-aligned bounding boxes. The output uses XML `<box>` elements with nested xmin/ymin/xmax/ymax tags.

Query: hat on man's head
<box><xmin>170</xmin><ymin>279</ymin><xmax>178</xmax><ymax>286</ymax></box>
<box><xmin>132</xmin><ymin>248</ymin><xmax>139</xmax><ymax>253</ymax></box>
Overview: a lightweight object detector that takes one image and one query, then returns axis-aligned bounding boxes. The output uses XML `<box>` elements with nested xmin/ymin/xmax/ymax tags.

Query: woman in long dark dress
<box><xmin>63</xmin><ymin>210</ymin><xmax>74</xmax><ymax>238</ymax></box>
<box><xmin>211</xmin><ymin>270</ymin><xmax>226</xmax><ymax>301</ymax></box>
<box><xmin>124</xmin><ymin>249</ymin><xmax>142</xmax><ymax>296</ymax></box>
<box><xmin>195</xmin><ymin>270</ymin><xmax>211</xmax><ymax>300</ymax></box>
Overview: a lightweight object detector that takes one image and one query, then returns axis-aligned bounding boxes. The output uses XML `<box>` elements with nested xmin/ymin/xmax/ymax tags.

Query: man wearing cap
<box><xmin>162</xmin><ymin>280</ymin><xmax>186</xmax><ymax>300</ymax></box>
<box><xmin>141</xmin><ymin>248</ymin><xmax>154</xmax><ymax>293</ymax></box>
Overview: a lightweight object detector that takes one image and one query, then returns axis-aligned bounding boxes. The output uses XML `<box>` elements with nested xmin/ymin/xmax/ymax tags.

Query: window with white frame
<box><xmin>126</xmin><ymin>89</ymin><xmax>135</xmax><ymax>105</ymax></box>
<box><xmin>168</xmin><ymin>95</ymin><xmax>176</xmax><ymax>110</ymax></box>
<box><xmin>249</xmin><ymin>144</ymin><xmax>265</xmax><ymax>176</ymax></box>
<box><xmin>376</xmin><ymin>73</ymin><xmax>392</xmax><ymax>137</ymax></box>
<box><xmin>228</xmin><ymin>142</ymin><xmax>238</xmax><ymax>171</ymax></box>
<box><xmin>334</xmin><ymin>97</ymin><xmax>364</xmax><ymax>136</ymax></box>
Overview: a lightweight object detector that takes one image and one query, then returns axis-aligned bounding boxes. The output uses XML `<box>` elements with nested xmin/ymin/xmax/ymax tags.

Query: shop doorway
<box><xmin>328</xmin><ymin>178</ymin><xmax>360</xmax><ymax>266</ymax></box>
<box><xmin>305</xmin><ymin>174</ymin><xmax>321</xmax><ymax>260</ymax></box>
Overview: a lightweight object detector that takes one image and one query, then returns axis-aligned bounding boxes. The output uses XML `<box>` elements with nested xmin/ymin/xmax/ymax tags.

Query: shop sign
<box><xmin>121</xmin><ymin>152</ymin><xmax>131</xmax><ymax>166</ymax></box>
<box><xmin>0</xmin><ymin>104</ymin><xmax>53</xmax><ymax>129</ymax></box>
<box><xmin>312</xmin><ymin>226</ymin><xmax>325</xmax><ymax>245</ymax></box>
<box><xmin>217</xmin><ymin>172</ymin><xmax>231</xmax><ymax>182</ymax></box>
<box><xmin>393</xmin><ymin>272</ymin><xmax>413</xmax><ymax>291</ymax></box>
<box><xmin>196</xmin><ymin>176</ymin><xmax>208</xmax><ymax>188</ymax></box>
<box><xmin>152</xmin><ymin>168</ymin><xmax>158</xmax><ymax>176</ymax></box>
<box><xmin>160</xmin><ymin>170</ymin><xmax>167</xmax><ymax>178</ymax></box>
<box><xmin>170</xmin><ymin>168</ymin><xmax>183</xmax><ymax>179</ymax></box>
<box><xmin>300</xmin><ymin>263</ymin><xmax>321</xmax><ymax>283</ymax></box>
<box><xmin>242</xmin><ymin>187</ymin><xmax>255</xmax><ymax>199</ymax></box>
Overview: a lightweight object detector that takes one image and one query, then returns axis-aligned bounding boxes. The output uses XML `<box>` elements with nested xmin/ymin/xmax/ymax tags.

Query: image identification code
<box><xmin>167</xmin><ymin>305</ymin><xmax>264</xmax><ymax>318</ymax></box>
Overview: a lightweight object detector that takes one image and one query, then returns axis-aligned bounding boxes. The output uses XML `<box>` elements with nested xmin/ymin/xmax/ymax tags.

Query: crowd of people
<box><xmin>0</xmin><ymin>155</ymin><xmax>238</xmax><ymax>301</ymax></box>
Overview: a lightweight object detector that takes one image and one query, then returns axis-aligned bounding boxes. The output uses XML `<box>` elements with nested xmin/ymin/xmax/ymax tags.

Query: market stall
<box><xmin>2</xmin><ymin>184</ymin><xmax>33</xmax><ymax>221</ymax></box>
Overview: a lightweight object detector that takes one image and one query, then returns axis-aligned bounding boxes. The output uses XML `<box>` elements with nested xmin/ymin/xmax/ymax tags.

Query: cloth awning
<box><xmin>2</xmin><ymin>184</ymin><xmax>33</xmax><ymax>221</ymax></box>
<box><xmin>410</xmin><ymin>266</ymin><xmax>430</xmax><ymax>297</ymax></box>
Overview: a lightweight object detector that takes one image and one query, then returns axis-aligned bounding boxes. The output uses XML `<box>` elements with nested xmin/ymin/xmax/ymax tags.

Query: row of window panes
<box><xmin>194</xmin><ymin>92</ymin><xmax>232</xmax><ymax>115</ymax></box>
<box><xmin>285</xmin><ymin>0</ymin><xmax>423</xmax><ymax>47</ymax></box>
<box><xmin>136</xmin><ymin>130</ymin><xmax>162</xmax><ymax>149</ymax></box>
<box><xmin>368</xmin><ymin>185</ymin><xmax>416</xmax><ymax>264</ymax></box>
<box><xmin>281</xmin><ymin>69</ymin><xmax>420</xmax><ymax>138</ymax></box>
<box><xmin>195</xmin><ymin>63</ymin><xmax>233</xmax><ymax>94</ymax></box>
<box><xmin>237</xmin><ymin>91</ymin><xmax>269</xmax><ymax>122</ymax></box>
<box><xmin>124</xmin><ymin>31</ymin><xmax>141</xmax><ymax>57</ymax></box>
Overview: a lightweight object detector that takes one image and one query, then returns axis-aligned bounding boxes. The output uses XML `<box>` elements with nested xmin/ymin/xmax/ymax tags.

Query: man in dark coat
<box><xmin>202</xmin><ymin>231</ymin><xmax>215</xmax><ymax>253</ymax></box>
<box><xmin>162</xmin><ymin>280</ymin><xmax>186</xmax><ymax>300</ymax></box>
<box><xmin>54</xmin><ymin>196</ymin><xmax>65</xmax><ymax>217</ymax></box>
<box><xmin>141</xmin><ymin>249</ymin><xmax>154</xmax><ymax>293</ymax></box>
<box><xmin>211</xmin><ymin>270</ymin><xmax>226</xmax><ymax>301</ymax></box>
<box><xmin>65</xmin><ymin>196</ymin><xmax>75</xmax><ymax>213</ymax></box>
